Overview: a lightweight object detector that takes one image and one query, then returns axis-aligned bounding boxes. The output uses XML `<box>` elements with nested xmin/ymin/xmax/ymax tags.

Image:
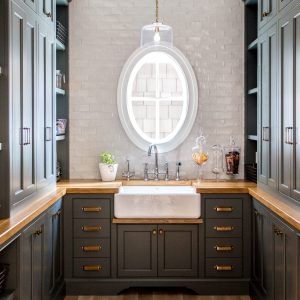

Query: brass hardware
<box><xmin>81</xmin><ymin>226</ymin><xmax>101</xmax><ymax>232</ymax></box>
<box><xmin>213</xmin><ymin>226</ymin><xmax>234</xmax><ymax>232</ymax></box>
<box><xmin>55</xmin><ymin>210</ymin><xmax>62</xmax><ymax>217</ymax></box>
<box><xmin>81</xmin><ymin>265</ymin><xmax>102</xmax><ymax>272</ymax></box>
<box><xmin>254</xmin><ymin>210</ymin><xmax>260</xmax><ymax>216</ymax></box>
<box><xmin>81</xmin><ymin>207</ymin><xmax>102</xmax><ymax>213</ymax></box>
<box><xmin>152</xmin><ymin>229</ymin><xmax>157</xmax><ymax>235</ymax></box>
<box><xmin>34</xmin><ymin>229</ymin><xmax>43</xmax><ymax>236</ymax></box>
<box><xmin>214</xmin><ymin>265</ymin><xmax>233</xmax><ymax>271</ymax></box>
<box><xmin>274</xmin><ymin>228</ymin><xmax>283</xmax><ymax>236</ymax></box>
<box><xmin>159</xmin><ymin>229</ymin><xmax>163</xmax><ymax>235</ymax></box>
<box><xmin>81</xmin><ymin>245</ymin><xmax>101</xmax><ymax>252</ymax></box>
<box><xmin>45</xmin><ymin>12</ymin><xmax>52</xmax><ymax>18</ymax></box>
<box><xmin>214</xmin><ymin>245</ymin><xmax>234</xmax><ymax>252</ymax></box>
<box><xmin>214</xmin><ymin>207</ymin><xmax>234</xmax><ymax>212</ymax></box>
<box><xmin>262</xmin><ymin>11</ymin><xmax>270</xmax><ymax>17</ymax></box>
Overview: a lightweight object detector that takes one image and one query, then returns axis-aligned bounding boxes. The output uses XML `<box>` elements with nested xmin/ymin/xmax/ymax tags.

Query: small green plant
<box><xmin>100</xmin><ymin>152</ymin><xmax>116</xmax><ymax>165</ymax></box>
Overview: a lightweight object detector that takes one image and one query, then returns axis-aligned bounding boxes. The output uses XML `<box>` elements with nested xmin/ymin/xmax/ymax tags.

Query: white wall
<box><xmin>69</xmin><ymin>0</ymin><xmax>245</xmax><ymax>180</ymax></box>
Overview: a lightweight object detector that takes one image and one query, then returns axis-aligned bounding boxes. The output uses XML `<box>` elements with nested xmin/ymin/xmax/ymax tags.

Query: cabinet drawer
<box><xmin>73</xmin><ymin>199</ymin><xmax>110</xmax><ymax>219</ymax></box>
<box><xmin>206</xmin><ymin>198</ymin><xmax>242</xmax><ymax>219</ymax></box>
<box><xmin>73</xmin><ymin>219</ymin><xmax>110</xmax><ymax>238</ymax></box>
<box><xmin>206</xmin><ymin>219</ymin><xmax>242</xmax><ymax>238</ymax></box>
<box><xmin>73</xmin><ymin>258</ymin><xmax>110</xmax><ymax>278</ymax></box>
<box><xmin>205</xmin><ymin>258</ymin><xmax>242</xmax><ymax>278</ymax></box>
<box><xmin>206</xmin><ymin>238</ymin><xmax>242</xmax><ymax>258</ymax></box>
<box><xmin>74</xmin><ymin>238</ymin><xmax>110</xmax><ymax>258</ymax></box>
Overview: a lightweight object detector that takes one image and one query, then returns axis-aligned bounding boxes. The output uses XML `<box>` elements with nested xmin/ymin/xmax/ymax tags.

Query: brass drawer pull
<box><xmin>81</xmin><ymin>265</ymin><xmax>102</xmax><ymax>272</ymax></box>
<box><xmin>214</xmin><ymin>245</ymin><xmax>234</xmax><ymax>252</ymax></box>
<box><xmin>82</xmin><ymin>207</ymin><xmax>102</xmax><ymax>213</ymax></box>
<box><xmin>214</xmin><ymin>226</ymin><xmax>234</xmax><ymax>232</ymax></box>
<box><xmin>214</xmin><ymin>265</ymin><xmax>233</xmax><ymax>271</ymax></box>
<box><xmin>81</xmin><ymin>226</ymin><xmax>102</xmax><ymax>232</ymax></box>
<box><xmin>81</xmin><ymin>245</ymin><xmax>102</xmax><ymax>252</ymax></box>
<box><xmin>214</xmin><ymin>207</ymin><xmax>234</xmax><ymax>212</ymax></box>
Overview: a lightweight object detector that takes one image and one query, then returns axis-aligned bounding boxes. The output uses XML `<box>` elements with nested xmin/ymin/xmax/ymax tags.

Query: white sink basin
<box><xmin>114</xmin><ymin>186</ymin><xmax>201</xmax><ymax>218</ymax></box>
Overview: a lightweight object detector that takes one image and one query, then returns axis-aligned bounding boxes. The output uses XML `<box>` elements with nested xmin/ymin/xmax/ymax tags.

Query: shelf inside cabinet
<box><xmin>56</xmin><ymin>0</ymin><xmax>69</xmax><ymax>6</ymax></box>
<box><xmin>248</xmin><ymin>39</ymin><xmax>258</xmax><ymax>50</ymax></box>
<box><xmin>56</xmin><ymin>88</ymin><xmax>65</xmax><ymax>95</ymax></box>
<box><xmin>56</xmin><ymin>39</ymin><xmax>65</xmax><ymax>51</ymax></box>
<box><xmin>56</xmin><ymin>135</ymin><xmax>66</xmax><ymax>141</ymax></box>
<box><xmin>248</xmin><ymin>135</ymin><xmax>258</xmax><ymax>141</ymax></box>
<box><xmin>248</xmin><ymin>87</ymin><xmax>258</xmax><ymax>95</ymax></box>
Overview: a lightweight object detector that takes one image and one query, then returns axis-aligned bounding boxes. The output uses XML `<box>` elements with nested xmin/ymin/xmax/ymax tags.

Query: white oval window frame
<box><xmin>117</xmin><ymin>44</ymin><xmax>198</xmax><ymax>153</ymax></box>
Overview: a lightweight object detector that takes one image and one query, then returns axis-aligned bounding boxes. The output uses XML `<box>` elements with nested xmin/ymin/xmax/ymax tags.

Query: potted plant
<box><xmin>99</xmin><ymin>152</ymin><xmax>118</xmax><ymax>181</ymax></box>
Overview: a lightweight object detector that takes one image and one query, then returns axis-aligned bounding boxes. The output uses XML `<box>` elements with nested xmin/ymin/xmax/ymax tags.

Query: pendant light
<box><xmin>140</xmin><ymin>0</ymin><xmax>173</xmax><ymax>47</ymax></box>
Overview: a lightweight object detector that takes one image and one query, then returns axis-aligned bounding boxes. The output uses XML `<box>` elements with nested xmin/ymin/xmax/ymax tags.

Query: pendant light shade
<box><xmin>140</xmin><ymin>0</ymin><xmax>173</xmax><ymax>47</ymax></box>
<box><xmin>141</xmin><ymin>22</ymin><xmax>173</xmax><ymax>47</ymax></box>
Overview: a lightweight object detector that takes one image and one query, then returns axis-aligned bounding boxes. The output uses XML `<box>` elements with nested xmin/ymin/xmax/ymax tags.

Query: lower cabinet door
<box><xmin>157</xmin><ymin>225</ymin><xmax>198</xmax><ymax>277</ymax></box>
<box><xmin>21</xmin><ymin>215</ymin><xmax>46</xmax><ymax>300</ymax></box>
<box><xmin>117</xmin><ymin>225</ymin><xmax>157</xmax><ymax>277</ymax></box>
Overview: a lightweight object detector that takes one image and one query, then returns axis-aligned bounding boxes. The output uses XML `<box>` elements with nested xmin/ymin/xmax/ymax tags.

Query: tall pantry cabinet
<box><xmin>257</xmin><ymin>0</ymin><xmax>300</xmax><ymax>204</ymax></box>
<box><xmin>0</xmin><ymin>0</ymin><xmax>57</xmax><ymax>217</ymax></box>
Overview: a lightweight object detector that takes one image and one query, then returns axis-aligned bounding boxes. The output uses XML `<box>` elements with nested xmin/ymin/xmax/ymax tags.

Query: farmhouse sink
<box><xmin>114</xmin><ymin>186</ymin><xmax>201</xmax><ymax>218</ymax></box>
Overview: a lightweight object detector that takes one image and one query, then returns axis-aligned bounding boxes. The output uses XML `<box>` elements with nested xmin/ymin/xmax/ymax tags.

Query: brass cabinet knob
<box><xmin>55</xmin><ymin>210</ymin><xmax>62</xmax><ymax>217</ymax></box>
<box><xmin>81</xmin><ymin>265</ymin><xmax>102</xmax><ymax>272</ymax></box>
<box><xmin>274</xmin><ymin>228</ymin><xmax>283</xmax><ymax>236</ymax></box>
<box><xmin>262</xmin><ymin>11</ymin><xmax>270</xmax><ymax>17</ymax></box>
<box><xmin>45</xmin><ymin>12</ymin><xmax>52</xmax><ymax>18</ymax></box>
<box><xmin>34</xmin><ymin>229</ymin><xmax>43</xmax><ymax>236</ymax></box>
<box><xmin>152</xmin><ymin>229</ymin><xmax>157</xmax><ymax>235</ymax></box>
<box><xmin>159</xmin><ymin>229</ymin><xmax>164</xmax><ymax>235</ymax></box>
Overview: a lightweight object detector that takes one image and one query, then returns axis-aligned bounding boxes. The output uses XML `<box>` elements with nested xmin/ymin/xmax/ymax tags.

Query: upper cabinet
<box><xmin>39</xmin><ymin>0</ymin><xmax>55</xmax><ymax>27</ymax></box>
<box><xmin>10</xmin><ymin>2</ymin><xmax>37</xmax><ymax>205</ymax></box>
<box><xmin>278</xmin><ymin>5</ymin><xmax>300</xmax><ymax>201</ymax></box>
<box><xmin>258</xmin><ymin>0</ymin><xmax>277</xmax><ymax>28</ymax></box>
<box><xmin>257</xmin><ymin>25</ymin><xmax>278</xmax><ymax>188</ymax></box>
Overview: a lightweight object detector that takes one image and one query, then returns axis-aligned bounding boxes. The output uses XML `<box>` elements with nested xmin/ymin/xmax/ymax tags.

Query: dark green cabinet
<box><xmin>10</xmin><ymin>1</ymin><xmax>37</xmax><ymax>205</ymax></box>
<box><xmin>278</xmin><ymin>5</ymin><xmax>300</xmax><ymax>201</ymax></box>
<box><xmin>39</xmin><ymin>0</ymin><xmax>55</xmax><ymax>27</ymax></box>
<box><xmin>36</xmin><ymin>21</ymin><xmax>56</xmax><ymax>189</ymax></box>
<box><xmin>252</xmin><ymin>198</ymin><xmax>299</xmax><ymax>300</ymax></box>
<box><xmin>117</xmin><ymin>224</ymin><xmax>198</xmax><ymax>278</ymax></box>
<box><xmin>45</xmin><ymin>200</ymin><xmax>64</xmax><ymax>298</ymax></box>
<box><xmin>258</xmin><ymin>0</ymin><xmax>277</xmax><ymax>28</ymax></box>
<box><xmin>20</xmin><ymin>200</ymin><xmax>63</xmax><ymax>300</ymax></box>
<box><xmin>257</xmin><ymin>24</ymin><xmax>277</xmax><ymax>188</ymax></box>
<box><xmin>20</xmin><ymin>214</ymin><xmax>46</xmax><ymax>300</ymax></box>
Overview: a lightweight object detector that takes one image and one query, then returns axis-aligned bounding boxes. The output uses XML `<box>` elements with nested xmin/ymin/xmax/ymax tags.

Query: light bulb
<box><xmin>154</xmin><ymin>31</ymin><xmax>161</xmax><ymax>42</ymax></box>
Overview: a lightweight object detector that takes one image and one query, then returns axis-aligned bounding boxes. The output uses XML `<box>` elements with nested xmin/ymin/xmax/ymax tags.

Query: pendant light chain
<box><xmin>156</xmin><ymin>0</ymin><xmax>159</xmax><ymax>23</ymax></box>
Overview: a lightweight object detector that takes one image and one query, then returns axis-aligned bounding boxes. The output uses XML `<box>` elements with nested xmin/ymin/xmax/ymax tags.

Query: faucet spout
<box><xmin>148</xmin><ymin>144</ymin><xmax>159</xmax><ymax>181</ymax></box>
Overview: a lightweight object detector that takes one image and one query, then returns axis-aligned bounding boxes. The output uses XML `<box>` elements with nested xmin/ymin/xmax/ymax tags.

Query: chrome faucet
<box><xmin>148</xmin><ymin>144</ymin><xmax>159</xmax><ymax>181</ymax></box>
<box><xmin>175</xmin><ymin>162</ymin><xmax>181</xmax><ymax>181</ymax></box>
<box><xmin>122</xmin><ymin>160</ymin><xmax>135</xmax><ymax>181</ymax></box>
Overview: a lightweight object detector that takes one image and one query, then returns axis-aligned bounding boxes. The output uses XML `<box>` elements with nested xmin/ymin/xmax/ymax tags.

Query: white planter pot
<box><xmin>99</xmin><ymin>163</ymin><xmax>118</xmax><ymax>181</ymax></box>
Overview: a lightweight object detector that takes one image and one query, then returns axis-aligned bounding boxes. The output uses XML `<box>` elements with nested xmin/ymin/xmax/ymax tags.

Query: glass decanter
<box><xmin>192</xmin><ymin>133</ymin><xmax>209</xmax><ymax>182</ymax></box>
<box><xmin>224</xmin><ymin>136</ymin><xmax>241</xmax><ymax>176</ymax></box>
<box><xmin>211</xmin><ymin>144</ymin><xmax>223</xmax><ymax>181</ymax></box>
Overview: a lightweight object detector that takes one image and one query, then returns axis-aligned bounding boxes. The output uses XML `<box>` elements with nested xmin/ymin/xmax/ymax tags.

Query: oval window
<box><xmin>118</xmin><ymin>45</ymin><xmax>198</xmax><ymax>153</ymax></box>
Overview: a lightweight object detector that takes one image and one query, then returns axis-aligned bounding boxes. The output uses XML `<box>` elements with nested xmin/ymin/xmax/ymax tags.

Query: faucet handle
<box><xmin>144</xmin><ymin>163</ymin><xmax>149</xmax><ymax>181</ymax></box>
<box><xmin>176</xmin><ymin>162</ymin><xmax>181</xmax><ymax>181</ymax></box>
<box><xmin>164</xmin><ymin>162</ymin><xmax>169</xmax><ymax>181</ymax></box>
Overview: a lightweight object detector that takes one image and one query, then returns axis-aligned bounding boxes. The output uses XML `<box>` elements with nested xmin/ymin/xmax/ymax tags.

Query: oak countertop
<box><xmin>0</xmin><ymin>187</ymin><xmax>66</xmax><ymax>246</ymax></box>
<box><xmin>249</xmin><ymin>187</ymin><xmax>300</xmax><ymax>231</ymax></box>
<box><xmin>1</xmin><ymin>179</ymin><xmax>300</xmax><ymax>248</ymax></box>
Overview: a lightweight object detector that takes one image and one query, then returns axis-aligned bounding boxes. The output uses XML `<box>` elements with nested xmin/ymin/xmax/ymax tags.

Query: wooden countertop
<box><xmin>249</xmin><ymin>187</ymin><xmax>300</xmax><ymax>231</ymax></box>
<box><xmin>0</xmin><ymin>188</ymin><xmax>66</xmax><ymax>245</ymax></box>
<box><xmin>57</xmin><ymin>180</ymin><xmax>122</xmax><ymax>194</ymax></box>
<box><xmin>193</xmin><ymin>180</ymin><xmax>257</xmax><ymax>193</ymax></box>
